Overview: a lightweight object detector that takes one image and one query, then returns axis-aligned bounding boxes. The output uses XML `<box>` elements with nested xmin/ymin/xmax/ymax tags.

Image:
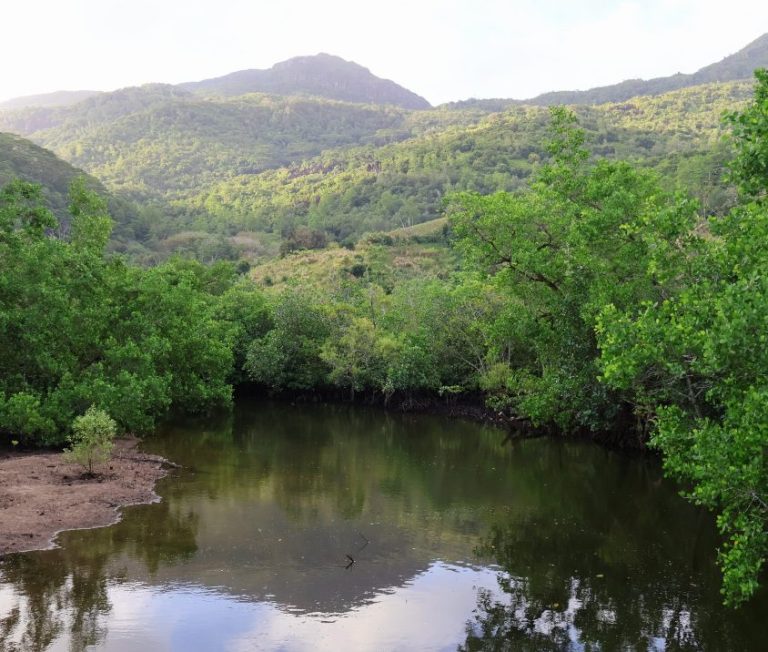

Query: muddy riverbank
<box><xmin>0</xmin><ymin>438</ymin><xmax>171</xmax><ymax>556</ymax></box>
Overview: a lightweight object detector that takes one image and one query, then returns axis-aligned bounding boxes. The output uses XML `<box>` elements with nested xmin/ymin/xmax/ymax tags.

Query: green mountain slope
<box><xmin>3</xmin><ymin>80</ymin><xmax>744</xmax><ymax>261</ymax></box>
<box><xmin>184</xmin><ymin>81</ymin><xmax>750</xmax><ymax>243</ymax></box>
<box><xmin>178</xmin><ymin>53</ymin><xmax>431</xmax><ymax>109</ymax></box>
<box><xmin>0</xmin><ymin>52</ymin><xmax>757</xmax><ymax>263</ymax></box>
<box><xmin>0</xmin><ymin>87</ymin><xmax>421</xmax><ymax>200</ymax></box>
<box><xmin>0</xmin><ymin>131</ymin><xmax>103</xmax><ymax>219</ymax></box>
<box><xmin>0</xmin><ymin>85</ymin><xmax>190</xmax><ymax>136</ymax></box>
<box><xmin>0</xmin><ymin>131</ymin><xmax>141</xmax><ymax>243</ymax></box>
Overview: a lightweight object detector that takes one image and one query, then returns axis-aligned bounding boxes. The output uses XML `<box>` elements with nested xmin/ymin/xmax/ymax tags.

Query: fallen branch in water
<box><xmin>343</xmin><ymin>532</ymin><xmax>370</xmax><ymax>569</ymax></box>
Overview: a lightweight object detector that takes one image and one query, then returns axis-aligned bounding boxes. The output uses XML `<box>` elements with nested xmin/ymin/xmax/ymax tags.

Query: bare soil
<box><xmin>0</xmin><ymin>438</ymin><xmax>171</xmax><ymax>556</ymax></box>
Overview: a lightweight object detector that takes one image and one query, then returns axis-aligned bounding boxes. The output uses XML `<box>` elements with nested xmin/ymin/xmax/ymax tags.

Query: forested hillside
<box><xmin>0</xmin><ymin>78</ymin><xmax>754</xmax><ymax>263</ymax></box>
<box><xmin>182</xmin><ymin>81</ymin><xmax>750</xmax><ymax>243</ymax></box>
<box><xmin>1</xmin><ymin>35</ymin><xmax>765</xmax><ymax>266</ymax></box>
<box><xmin>0</xmin><ymin>132</ymin><xmax>96</xmax><ymax>219</ymax></box>
<box><xmin>0</xmin><ymin>87</ymin><xmax>418</xmax><ymax>199</ymax></box>
<box><xmin>0</xmin><ymin>131</ymin><xmax>138</xmax><ymax>235</ymax></box>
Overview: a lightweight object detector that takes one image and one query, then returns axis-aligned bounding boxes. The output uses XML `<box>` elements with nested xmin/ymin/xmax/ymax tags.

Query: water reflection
<box><xmin>0</xmin><ymin>401</ymin><xmax>765</xmax><ymax>651</ymax></box>
<box><xmin>460</xmin><ymin>471</ymin><xmax>768</xmax><ymax>651</ymax></box>
<box><xmin>0</xmin><ymin>496</ymin><xmax>200</xmax><ymax>651</ymax></box>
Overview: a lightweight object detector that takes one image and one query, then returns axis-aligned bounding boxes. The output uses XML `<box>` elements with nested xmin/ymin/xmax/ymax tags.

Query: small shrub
<box><xmin>64</xmin><ymin>407</ymin><xmax>117</xmax><ymax>475</ymax></box>
<box><xmin>364</xmin><ymin>232</ymin><xmax>394</xmax><ymax>246</ymax></box>
<box><xmin>348</xmin><ymin>263</ymin><xmax>368</xmax><ymax>278</ymax></box>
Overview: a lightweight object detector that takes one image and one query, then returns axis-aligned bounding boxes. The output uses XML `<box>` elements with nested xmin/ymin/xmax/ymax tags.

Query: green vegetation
<box><xmin>0</xmin><ymin>178</ymin><xmax>234</xmax><ymax>445</ymax></box>
<box><xmin>597</xmin><ymin>69</ymin><xmax>768</xmax><ymax>605</ymax></box>
<box><xmin>2</xmin><ymin>49</ymin><xmax>768</xmax><ymax>609</ymax></box>
<box><xmin>0</xmin><ymin>86</ymin><xmax>413</xmax><ymax>201</ymax></box>
<box><xmin>0</xmin><ymin>131</ymin><xmax>107</xmax><ymax>221</ymax></box>
<box><xmin>177</xmin><ymin>82</ymin><xmax>747</xmax><ymax>247</ymax></box>
<box><xmin>248</xmin><ymin>220</ymin><xmax>454</xmax><ymax>292</ymax></box>
<box><xmin>444</xmin><ymin>73</ymin><xmax>768</xmax><ymax>605</ymax></box>
<box><xmin>0</xmin><ymin>79</ymin><xmax>753</xmax><ymax>263</ymax></box>
<box><xmin>64</xmin><ymin>407</ymin><xmax>117</xmax><ymax>475</ymax></box>
<box><xmin>450</xmin><ymin>107</ymin><xmax>694</xmax><ymax>433</ymax></box>
<box><xmin>0</xmin><ymin>131</ymin><xmax>142</xmax><ymax>245</ymax></box>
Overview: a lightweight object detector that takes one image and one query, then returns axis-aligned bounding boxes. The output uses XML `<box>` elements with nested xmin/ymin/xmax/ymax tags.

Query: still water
<box><xmin>0</xmin><ymin>401</ymin><xmax>766</xmax><ymax>651</ymax></box>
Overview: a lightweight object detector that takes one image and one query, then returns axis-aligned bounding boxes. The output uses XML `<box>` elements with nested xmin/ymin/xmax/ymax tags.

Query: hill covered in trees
<box><xmin>180</xmin><ymin>81</ymin><xmax>749</xmax><ymax>245</ymax></box>
<box><xmin>0</xmin><ymin>85</ymin><xmax>434</xmax><ymax>201</ymax></box>
<box><xmin>0</xmin><ymin>131</ymin><xmax>138</xmax><ymax>233</ymax></box>
<box><xmin>0</xmin><ymin>131</ymin><xmax>96</xmax><ymax>219</ymax></box>
<box><xmin>0</xmin><ymin>79</ymin><xmax>753</xmax><ymax>263</ymax></box>
<box><xmin>0</xmin><ymin>37</ymin><xmax>765</xmax><ymax>265</ymax></box>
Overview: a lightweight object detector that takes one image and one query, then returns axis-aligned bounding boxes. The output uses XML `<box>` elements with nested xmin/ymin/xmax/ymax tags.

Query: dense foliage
<box><xmin>450</xmin><ymin>108</ymin><xmax>699</xmax><ymax>433</ymax></box>
<box><xmin>0</xmin><ymin>179</ymin><xmax>234</xmax><ymax>444</ymax></box>
<box><xmin>0</xmin><ymin>132</ymin><xmax>106</xmax><ymax>222</ymax></box>
<box><xmin>0</xmin><ymin>86</ymin><xmax>413</xmax><ymax>201</ymax></box>
<box><xmin>446</xmin><ymin>80</ymin><xmax>768</xmax><ymax>604</ymax></box>
<box><xmin>597</xmin><ymin>69</ymin><xmax>768</xmax><ymax>605</ymax></box>
<box><xmin>178</xmin><ymin>83</ymin><xmax>745</xmax><ymax>250</ymax></box>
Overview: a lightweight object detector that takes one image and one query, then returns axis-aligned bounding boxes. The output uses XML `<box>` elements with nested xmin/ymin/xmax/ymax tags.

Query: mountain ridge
<box><xmin>441</xmin><ymin>32</ymin><xmax>768</xmax><ymax>110</ymax></box>
<box><xmin>0</xmin><ymin>90</ymin><xmax>101</xmax><ymax>111</ymax></box>
<box><xmin>0</xmin><ymin>54</ymin><xmax>430</xmax><ymax>111</ymax></box>
<box><xmin>525</xmin><ymin>31</ymin><xmax>768</xmax><ymax>106</ymax></box>
<box><xmin>177</xmin><ymin>53</ymin><xmax>431</xmax><ymax>109</ymax></box>
<box><xmin>4</xmin><ymin>35</ymin><xmax>766</xmax><ymax>114</ymax></box>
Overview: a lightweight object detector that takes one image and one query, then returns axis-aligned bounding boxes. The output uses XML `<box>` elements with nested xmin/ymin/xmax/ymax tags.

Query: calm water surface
<box><xmin>0</xmin><ymin>401</ymin><xmax>766</xmax><ymax>651</ymax></box>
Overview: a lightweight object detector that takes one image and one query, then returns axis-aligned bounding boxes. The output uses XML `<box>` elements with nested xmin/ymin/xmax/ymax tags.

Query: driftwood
<box><xmin>344</xmin><ymin>532</ymin><xmax>370</xmax><ymax>569</ymax></box>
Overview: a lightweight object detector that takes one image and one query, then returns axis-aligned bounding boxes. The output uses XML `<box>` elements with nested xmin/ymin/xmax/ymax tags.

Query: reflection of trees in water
<box><xmin>106</xmin><ymin>500</ymin><xmax>199</xmax><ymax>575</ymax></box>
<box><xmin>159</xmin><ymin>402</ymin><xmax>517</xmax><ymax>528</ymax></box>
<box><xmin>0</xmin><ymin>550</ymin><xmax>107</xmax><ymax>651</ymax></box>
<box><xmin>461</xmin><ymin>579</ymin><xmax>700</xmax><ymax>651</ymax></box>
<box><xmin>0</xmin><ymin>499</ymin><xmax>199</xmax><ymax>651</ymax></box>
<box><xmin>460</xmin><ymin>518</ymin><xmax>761</xmax><ymax>651</ymax></box>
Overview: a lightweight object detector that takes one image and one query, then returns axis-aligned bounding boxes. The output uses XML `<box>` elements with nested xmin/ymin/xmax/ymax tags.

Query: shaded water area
<box><xmin>0</xmin><ymin>401</ymin><xmax>766</xmax><ymax>651</ymax></box>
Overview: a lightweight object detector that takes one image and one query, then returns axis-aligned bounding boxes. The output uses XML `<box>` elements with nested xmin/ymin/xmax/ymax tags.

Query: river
<box><xmin>0</xmin><ymin>400</ymin><xmax>765</xmax><ymax>650</ymax></box>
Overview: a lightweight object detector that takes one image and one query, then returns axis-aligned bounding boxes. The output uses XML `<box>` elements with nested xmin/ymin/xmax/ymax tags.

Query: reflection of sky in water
<box><xmin>0</xmin><ymin>562</ymin><xmax>500</xmax><ymax>652</ymax></box>
<box><xmin>0</xmin><ymin>564</ymin><xmax>702</xmax><ymax>651</ymax></box>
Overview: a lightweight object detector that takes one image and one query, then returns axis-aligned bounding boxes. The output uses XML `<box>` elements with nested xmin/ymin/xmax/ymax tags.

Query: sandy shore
<box><xmin>0</xmin><ymin>438</ymin><xmax>172</xmax><ymax>556</ymax></box>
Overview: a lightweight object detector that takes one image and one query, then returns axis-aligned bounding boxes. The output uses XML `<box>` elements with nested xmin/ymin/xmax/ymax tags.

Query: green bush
<box><xmin>64</xmin><ymin>407</ymin><xmax>117</xmax><ymax>475</ymax></box>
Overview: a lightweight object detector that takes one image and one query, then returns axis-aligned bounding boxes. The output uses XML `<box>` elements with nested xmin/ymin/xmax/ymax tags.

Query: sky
<box><xmin>1</xmin><ymin>0</ymin><xmax>767</xmax><ymax>105</ymax></box>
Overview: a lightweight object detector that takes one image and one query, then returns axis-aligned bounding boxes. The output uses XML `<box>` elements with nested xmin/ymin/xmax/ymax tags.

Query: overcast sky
<box><xmin>1</xmin><ymin>1</ymin><xmax>767</xmax><ymax>105</ymax></box>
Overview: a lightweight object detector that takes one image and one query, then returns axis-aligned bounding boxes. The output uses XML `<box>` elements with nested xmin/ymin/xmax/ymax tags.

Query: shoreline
<box><xmin>0</xmin><ymin>437</ymin><xmax>172</xmax><ymax>558</ymax></box>
<box><xmin>236</xmin><ymin>385</ymin><xmax>649</xmax><ymax>450</ymax></box>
